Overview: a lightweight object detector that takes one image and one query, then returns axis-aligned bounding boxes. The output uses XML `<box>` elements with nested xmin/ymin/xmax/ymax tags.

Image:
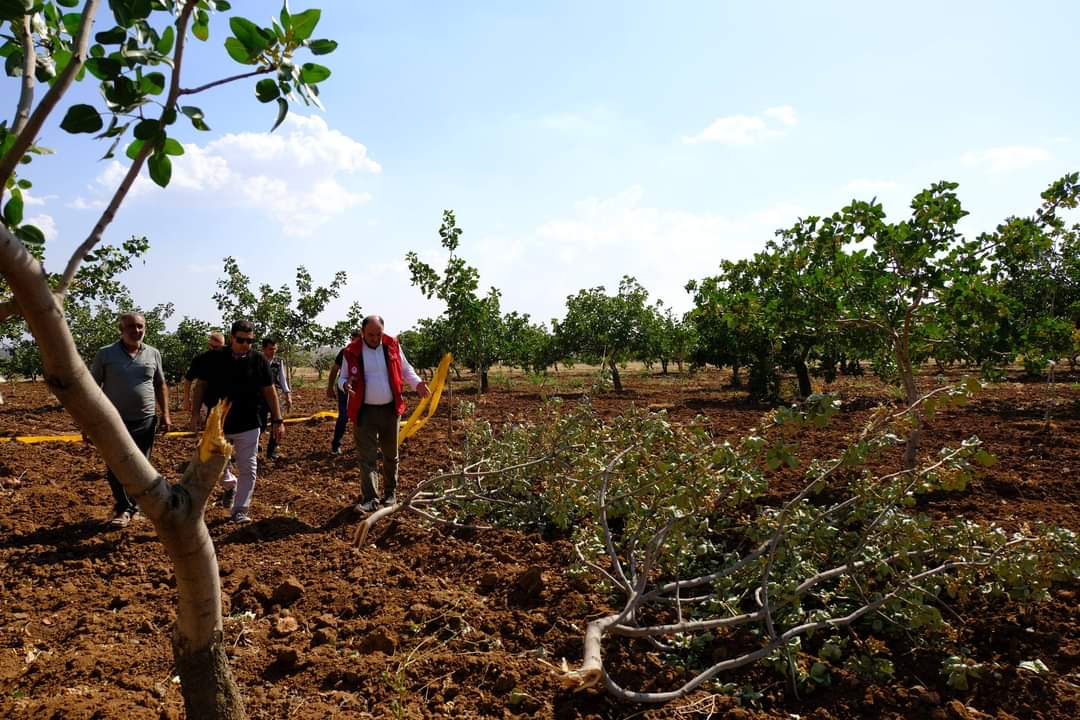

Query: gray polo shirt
<box><xmin>90</xmin><ymin>341</ymin><xmax>165</xmax><ymax>422</ymax></box>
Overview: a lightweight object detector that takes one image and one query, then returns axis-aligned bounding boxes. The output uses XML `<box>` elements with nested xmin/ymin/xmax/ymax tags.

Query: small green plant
<box><xmin>943</xmin><ymin>654</ymin><xmax>985</xmax><ymax>690</ymax></box>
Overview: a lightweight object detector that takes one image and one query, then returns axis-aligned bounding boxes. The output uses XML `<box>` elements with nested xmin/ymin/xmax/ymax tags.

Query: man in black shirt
<box><xmin>191</xmin><ymin>320</ymin><xmax>284</xmax><ymax>523</ymax></box>
<box><xmin>183</xmin><ymin>330</ymin><xmax>224</xmax><ymax>416</ymax></box>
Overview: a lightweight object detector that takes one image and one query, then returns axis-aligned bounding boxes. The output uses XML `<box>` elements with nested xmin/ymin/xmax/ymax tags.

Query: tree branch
<box><xmin>12</xmin><ymin>14</ymin><xmax>35</xmax><ymax>135</ymax></box>
<box><xmin>0</xmin><ymin>297</ymin><xmax>22</xmax><ymax>323</ymax></box>
<box><xmin>0</xmin><ymin>0</ymin><xmax>101</xmax><ymax>200</ymax></box>
<box><xmin>55</xmin><ymin>3</ymin><xmax>196</xmax><ymax>297</ymax></box>
<box><xmin>179</xmin><ymin>67</ymin><xmax>274</xmax><ymax>96</ymax></box>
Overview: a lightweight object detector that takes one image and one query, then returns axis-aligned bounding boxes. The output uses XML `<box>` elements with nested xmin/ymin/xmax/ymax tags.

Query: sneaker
<box><xmin>381</xmin><ymin>494</ymin><xmax>397</xmax><ymax>507</ymax></box>
<box><xmin>231</xmin><ymin>510</ymin><xmax>252</xmax><ymax>524</ymax></box>
<box><xmin>108</xmin><ymin>510</ymin><xmax>132</xmax><ymax>528</ymax></box>
<box><xmin>219</xmin><ymin>487</ymin><xmax>235</xmax><ymax>509</ymax></box>
<box><xmin>355</xmin><ymin>499</ymin><xmax>379</xmax><ymax>514</ymax></box>
<box><xmin>330</xmin><ymin>446</ymin><xmax>342</xmax><ymax>456</ymax></box>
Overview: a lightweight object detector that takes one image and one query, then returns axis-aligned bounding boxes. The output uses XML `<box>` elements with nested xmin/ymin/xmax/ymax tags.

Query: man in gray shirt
<box><xmin>90</xmin><ymin>312</ymin><xmax>172</xmax><ymax>528</ymax></box>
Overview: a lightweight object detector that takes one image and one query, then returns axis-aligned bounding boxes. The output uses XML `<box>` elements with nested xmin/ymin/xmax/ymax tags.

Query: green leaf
<box><xmin>60</xmin><ymin>12</ymin><xmax>81</xmax><ymax>35</ymax></box>
<box><xmin>307</xmin><ymin>39</ymin><xmax>337</xmax><ymax>55</ymax></box>
<box><xmin>57</xmin><ymin>0</ymin><xmax>80</xmax><ymax>6</ymax></box>
<box><xmin>95</xmin><ymin>27</ymin><xmax>127</xmax><ymax>44</ymax></box>
<box><xmin>0</xmin><ymin>0</ymin><xmax>32</xmax><ymax>23</ymax></box>
<box><xmin>133</xmin><ymin>118</ymin><xmax>160</xmax><ymax>141</ymax></box>
<box><xmin>270</xmin><ymin>97</ymin><xmax>288</xmax><ymax>132</ymax></box>
<box><xmin>84</xmin><ymin>57</ymin><xmax>122</xmax><ymax>80</ymax></box>
<box><xmin>224</xmin><ymin>37</ymin><xmax>253</xmax><ymax>64</ymax></box>
<box><xmin>229</xmin><ymin>16</ymin><xmax>271</xmax><ymax>53</ymax></box>
<box><xmin>140</xmin><ymin>71</ymin><xmax>166</xmax><ymax>95</ymax></box>
<box><xmin>214</xmin><ymin>0</ymin><xmax>232</xmax><ymax>10</ymax></box>
<box><xmin>60</xmin><ymin>104</ymin><xmax>104</xmax><ymax>134</ymax></box>
<box><xmin>181</xmin><ymin>105</ymin><xmax>211</xmax><ymax>131</ymax></box>
<box><xmin>300</xmin><ymin>62</ymin><xmax>330</xmax><ymax>84</ymax></box>
<box><xmin>148</xmin><ymin>151</ymin><xmax>172</xmax><ymax>187</ymax></box>
<box><xmin>156</xmin><ymin>25</ymin><xmax>175</xmax><ymax>54</ymax></box>
<box><xmin>3</xmin><ymin>192</ymin><xmax>24</xmax><ymax>226</ymax></box>
<box><xmin>16</xmin><ymin>224</ymin><xmax>45</xmax><ymax>245</ymax></box>
<box><xmin>255</xmin><ymin>78</ymin><xmax>279</xmax><ymax>103</ymax></box>
<box><xmin>125</xmin><ymin>138</ymin><xmax>145</xmax><ymax>160</ymax></box>
<box><xmin>290</xmin><ymin>9</ymin><xmax>320</xmax><ymax>40</ymax></box>
<box><xmin>161</xmin><ymin>137</ymin><xmax>184</xmax><ymax>156</ymax></box>
<box><xmin>192</xmin><ymin>13</ymin><xmax>209</xmax><ymax>42</ymax></box>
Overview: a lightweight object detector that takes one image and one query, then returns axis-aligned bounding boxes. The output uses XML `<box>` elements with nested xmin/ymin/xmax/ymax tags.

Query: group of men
<box><xmin>89</xmin><ymin>312</ymin><xmax>428</xmax><ymax>528</ymax></box>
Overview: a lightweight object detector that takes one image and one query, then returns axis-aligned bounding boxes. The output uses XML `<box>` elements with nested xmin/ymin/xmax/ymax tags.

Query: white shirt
<box><xmin>336</xmin><ymin>341</ymin><xmax>422</xmax><ymax>405</ymax></box>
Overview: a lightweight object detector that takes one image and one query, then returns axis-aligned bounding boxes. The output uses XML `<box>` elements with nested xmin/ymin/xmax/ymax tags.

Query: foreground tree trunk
<box><xmin>0</xmin><ymin>229</ymin><xmax>245</xmax><ymax>718</ymax></box>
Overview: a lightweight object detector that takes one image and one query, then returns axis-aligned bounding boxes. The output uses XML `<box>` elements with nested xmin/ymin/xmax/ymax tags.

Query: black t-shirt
<box><xmin>185</xmin><ymin>350</ymin><xmax>219</xmax><ymax>407</ymax></box>
<box><xmin>195</xmin><ymin>348</ymin><xmax>273</xmax><ymax>434</ymax></box>
<box><xmin>335</xmin><ymin>348</ymin><xmax>345</xmax><ymax>366</ymax></box>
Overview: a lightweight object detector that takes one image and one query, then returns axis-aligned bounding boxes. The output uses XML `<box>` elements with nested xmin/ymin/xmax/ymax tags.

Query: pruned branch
<box><xmin>0</xmin><ymin>297</ymin><xmax>21</xmax><ymax>324</ymax></box>
<box><xmin>0</xmin><ymin>0</ymin><xmax>101</xmax><ymax>198</ymax></box>
<box><xmin>12</xmin><ymin>14</ymin><xmax>35</xmax><ymax>135</ymax></box>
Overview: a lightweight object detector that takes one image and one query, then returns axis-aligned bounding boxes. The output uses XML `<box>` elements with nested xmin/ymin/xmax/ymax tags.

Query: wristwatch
<box><xmin>271</xmin><ymin>418</ymin><xmax>284</xmax><ymax>425</ymax></box>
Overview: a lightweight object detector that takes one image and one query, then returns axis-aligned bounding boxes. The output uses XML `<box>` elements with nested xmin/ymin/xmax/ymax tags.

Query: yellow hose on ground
<box><xmin>0</xmin><ymin>354</ymin><xmax>454</xmax><ymax>446</ymax></box>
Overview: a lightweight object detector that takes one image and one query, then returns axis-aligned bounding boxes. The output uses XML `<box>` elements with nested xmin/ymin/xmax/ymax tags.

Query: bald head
<box><xmin>361</xmin><ymin>315</ymin><xmax>385</xmax><ymax>349</ymax></box>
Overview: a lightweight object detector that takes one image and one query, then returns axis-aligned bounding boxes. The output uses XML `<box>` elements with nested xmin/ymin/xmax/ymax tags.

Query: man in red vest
<box><xmin>337</xmin><ymin>315</ymin><xmax>429</xmax><ymax>512</ymax></box>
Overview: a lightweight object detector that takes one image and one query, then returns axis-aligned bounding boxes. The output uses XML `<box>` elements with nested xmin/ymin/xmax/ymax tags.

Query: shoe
<box><xmin>355</xmin><ymin>499</ymin><xmax>379</xmax><ymax>514</ymax></box>
<box><xmin>231</xmin><ymin>510</ymin><xmax>252</xmax><ymax>524</ymax></box>
<box><xmin>330</xmin><ymin>446</ymin><xmax>342</xmax><ymax>455</ymax></box>
<box><xmin>381</xmin><ymin>494</ymin><xmax>397</xmax><ymax>507</ymax></box>
<box><xmin>219</xmin><ymin>487</ymin><xmax>235</xmax><ymax>509</ymax></box>
<box><xmin>108</xmin><ymin>510</ymin><xmax>132</xmax><ymax>528</ymax></box>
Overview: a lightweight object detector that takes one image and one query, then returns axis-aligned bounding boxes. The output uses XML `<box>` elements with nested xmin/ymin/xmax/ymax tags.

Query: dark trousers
<box><xmin>258</xmin><ymin>403</ymin><xmax>279</xmax><ymax>456</ymax></box>
<box><xmin>332</xmin><ymin>388</ymin><xmax>349</xmax><ymax>450</ymax></box>
<box><xmin>353</xmin><ymin>403</ymin><xmax>399</xmax><ymax>502</ymax></box>
<box><xmin>105</xmin><ymin>416</ymin><xmax>157</xmax><ymax>513</ymax></box>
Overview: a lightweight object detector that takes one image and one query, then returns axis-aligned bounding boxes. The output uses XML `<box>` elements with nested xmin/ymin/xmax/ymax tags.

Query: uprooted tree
<box><xmin>0</xmin><ymin>1</ymin><xmax>336</xmax><ymax>717</ymax></box>
<box><xmin>355</xmin><ymin>386</ymin><xmax>1079</xmax><ymax>703</ymax></box>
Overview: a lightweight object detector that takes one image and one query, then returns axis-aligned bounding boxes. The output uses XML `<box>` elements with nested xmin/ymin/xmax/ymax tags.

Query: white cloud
<box><xmin>961</xmin><ymin>145</ymin><xmax>1051</xmax><ymax>174</ymax></box>
<box><xmin>25</xmin><ymin>214</ymin><xmax>57</xmax><ymax>242</ymax></box>
<box><xmin>22</xmin><ymin>191</ymin><xmax>55</xmax><ymax>206</ymax></box>
<box><xmin>84</xmin><ymin>115</ymin><xmax>380</xmax><ymax>236</ymax></box>
<box><xmin>68</xmin><ymin>196</ymin><xmax>107</xmax><ymax>210</ymax></box>
<box><xmin>684</xmin><ymin>106</ymin><xmax>798</xmax><ymax>145</ymax></box>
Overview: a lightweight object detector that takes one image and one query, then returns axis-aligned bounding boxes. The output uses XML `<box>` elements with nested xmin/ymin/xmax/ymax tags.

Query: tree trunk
<box><xmin>480</xmin><ymin>368</ymin><xmax>489</xmax><ymax>394</ymax></box>
<box><xmin>608</xmin><ymin>359</ymin><xmax>623</xmax><ymax>392</ymax></box>
<box><xmin>730</xmin><ymin>364</ymin><xmax>742</xmax><ymax>388</ymax></box>
<box><xmin>794</xmin><ymin>357</ymin><xmax>812</xmax><ymax>398</ymax></box>
<box><xmin>660</xmin><ymin>359</ymin><xmax>669</xmax><ymax>375</ymax></box>
<box><xmin>895</xmin><ymin>345</ymin><xmax>920</xmax><ymax>471</ymax></box>
<box><xmin>0</xmin><ymin>229</ymin><xmax>245</xmax><ymax>718</ymax></box>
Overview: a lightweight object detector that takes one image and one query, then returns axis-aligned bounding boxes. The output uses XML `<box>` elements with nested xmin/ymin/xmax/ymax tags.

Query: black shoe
<box><xmin>381</xmin><ymin>494</ymin><xmax>397</xmax><ymax>507</ymax></box>
<box><xmin>219</xmin><ymin>487</ymin><xmax>235</xmax><ymax>509</ymax></box>
<box><xmin>355</xmin><ymin>499</ymin><xmax>379</xmax><ymax>513</ymax></box>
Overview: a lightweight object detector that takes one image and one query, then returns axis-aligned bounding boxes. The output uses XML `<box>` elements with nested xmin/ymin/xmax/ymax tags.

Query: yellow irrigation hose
<box><xmin>0</xmin><ymin>354</ymin><xmax>454</xmax><ymax>447</ymax></box>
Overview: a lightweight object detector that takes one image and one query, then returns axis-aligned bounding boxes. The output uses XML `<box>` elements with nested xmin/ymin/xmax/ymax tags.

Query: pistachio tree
<box><xmin>0</xmin><ymin>1</ymin><xmax>336</xmax><ymax>717</ymax></box>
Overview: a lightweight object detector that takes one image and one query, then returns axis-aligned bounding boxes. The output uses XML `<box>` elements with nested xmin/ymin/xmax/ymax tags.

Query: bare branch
<box><xmin>12</xmin><ymin>15</ymin><xmax>34</xmax><ymax>134</ymax></box>
<box><xmin>55</xmin><ymin>3</ymin><xmax>196</xmax><ymax>297</ymax></box>
<box><xmin>0</xmin><ymin>0</ymin><xmax>101</xmax><ymax>198</ymax></box>
<box><xmin>179</xmin><ymin>67</ymin><xmax>274</xmax><ymax>96</ymax></box>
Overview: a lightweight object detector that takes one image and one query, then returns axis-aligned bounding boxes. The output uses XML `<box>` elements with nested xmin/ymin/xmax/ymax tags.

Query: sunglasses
<box><xmin>234</xmin><ymin>336</ymin><xmax>255</xmax><ymax>345</ymax></box>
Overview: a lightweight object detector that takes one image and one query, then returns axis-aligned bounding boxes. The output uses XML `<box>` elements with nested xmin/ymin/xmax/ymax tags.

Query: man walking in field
<box><xmin>337</xmin><ymin>315</ymin><xmax>429</xmax><ymax>512</ymax></box>
<box><xmin>325</xmin><ymin>327</ymin><xmax>362</xmax><ymax>455</ymax></box>
<box><xmin>182</xmin><ymin>330</ymin><xmax>225</xmax><ymax>416</ymax></box>
<box><xmin>191</xmin><ymin>320</ymin><xmax>285</xmax><ymax>523</ymax></box>
<box><xmin>90</xmin><ymin>312</ymin><xmax>172</xmax><ymax>528</ymax></box>
<box><xmin>259</xmin><ymin>337</ymin><xmax>293</xmax><ymax>460</ymax></box>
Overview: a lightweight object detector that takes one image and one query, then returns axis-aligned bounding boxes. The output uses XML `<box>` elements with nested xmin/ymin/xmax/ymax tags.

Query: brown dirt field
<box><xmin>0</xmin><ymin>368</ymin><xmax>1078</xmax><ymax>719</ymax></box>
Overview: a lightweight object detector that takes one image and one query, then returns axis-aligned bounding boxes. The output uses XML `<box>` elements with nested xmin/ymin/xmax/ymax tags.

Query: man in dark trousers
<box><xmin>90</xmin><ymin>312</ymin><xmax>172</xmax><ymax>528</ymax></box>
<box><xmin>325</xmin><ymin>328</ymin><xmax>362</xmax><ymax>454</ymax></box>
<box><xmin>259</xmin><ymin>337</ymin><xmax>292</xmax><ymax>459</ymax></box>
<box><xmin>336</xmin><ymin>315</ymin><xmax>428</xmax><ymax>512</ymax></box>
<box><xmin>183</xmin><ymin>330</ymin><xmax>224</xmax><ymax>417</ymax></box>
<box><xmin>191</xmin><ymin>320</ymin><xmax>284</xmax><ymax>523</ymax></box>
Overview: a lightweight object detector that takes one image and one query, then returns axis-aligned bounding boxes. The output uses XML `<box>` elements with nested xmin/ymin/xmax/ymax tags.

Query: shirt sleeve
<box><xmin>277</xmin><ymin>362</ymin><xmax>291</xmax><ymax>394</ymax></box>
<box><xmin>336</xmin><ymin>356</ymin><xmax>350</xmax><ymax>392</ymax></box>
<box><xmin>90</xmin><ymin>349</ymin><xmax>106</xmax><ymax>385</ymax></box>
<box><xmin>257</xmin><ymin>355</ymin><xmax>273</xmax><ymax>387</ymax></box>
<box><xmin>335</xmin><ymin>348</ymin><xmax>344</xmax><ymax>368</ymax></box>
<box><xmin>153</xmin><ymin>349</ymin><xmax>165</xmax><ymax>385</ymax></box>
<box><xmin>398</xmin><ymin>345</ymin><xmax>423</xmax><ymax>390</ymax></box>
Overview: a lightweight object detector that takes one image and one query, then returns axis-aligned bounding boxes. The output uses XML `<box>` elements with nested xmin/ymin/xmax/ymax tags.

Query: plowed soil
<box><xmin>0</xmin><ymin>369</ymin><xmax>1078</xmax><ymax>719</ymax></box>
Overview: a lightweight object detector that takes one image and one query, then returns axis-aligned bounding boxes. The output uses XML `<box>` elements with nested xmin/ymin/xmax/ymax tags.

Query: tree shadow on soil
<box><xmin>215</xmin><ymin>515</ymin><xmax>318</xmax><ymax>546</ymax></box>
<box><xmin>1</xmin><ymin>517</ymin><xmax>164</xmax><ymax>568</ymax></box>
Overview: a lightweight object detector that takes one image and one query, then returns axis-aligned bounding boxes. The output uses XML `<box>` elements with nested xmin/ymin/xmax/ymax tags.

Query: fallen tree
<box><xmin>363</xmin><ymin>388</ymin><xmax>1080</xmax><ymax>703</ymax></box>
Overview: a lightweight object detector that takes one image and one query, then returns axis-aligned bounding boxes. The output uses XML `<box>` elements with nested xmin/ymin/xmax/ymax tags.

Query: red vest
<box><xmin>343</xmin><ymin>334</ymin><xmax>406</xmax><ymax>420</ymax></box>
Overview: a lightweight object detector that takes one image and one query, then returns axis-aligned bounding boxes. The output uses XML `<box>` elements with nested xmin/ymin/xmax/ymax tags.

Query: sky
<box><xmin>11</xmin><ymin>0</ymin><xmax>1080</xmax><ymax>336</ymax></box>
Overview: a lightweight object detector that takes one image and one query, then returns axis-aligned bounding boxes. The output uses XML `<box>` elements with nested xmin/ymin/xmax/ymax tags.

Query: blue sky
<box><xmin>14</xmin><ymin>0</ymin><xmax>1079</xmax><ymax>336</ymax></box>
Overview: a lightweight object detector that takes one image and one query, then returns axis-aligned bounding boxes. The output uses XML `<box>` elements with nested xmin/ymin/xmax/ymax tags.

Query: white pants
<box><xmin>222</xmin><ymin>427</ymin><xmax>260</xmax><ymax>513</ymax></box>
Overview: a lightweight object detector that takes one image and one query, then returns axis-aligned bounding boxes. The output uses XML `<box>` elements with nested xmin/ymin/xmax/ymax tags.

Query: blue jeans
<box><xmin>332</xmin><ymin>388</ymin><xmax>349</xmax><ymax>450</ymax></box>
